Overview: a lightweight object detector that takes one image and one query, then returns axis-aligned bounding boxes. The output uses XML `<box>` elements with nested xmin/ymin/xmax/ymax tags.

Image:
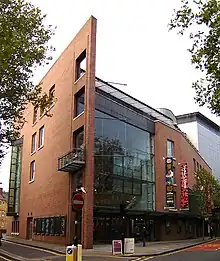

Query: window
<box><xmin>75</xmin><ymin>49</ymin><xmax>86</xmax><ymax>81</ymax></box>
<box><xmin>33</xmin><ymin>106</ymin><xmax>38</xmax><ymax>124</ymax></box>
<box><xmin>31</xmin><ymin>133</ymin><xmax>37</xmax><ymax>153</ymax></box>
<box><xmin>193</xmin><ymin>158</ymin><xmax>196</xmax><ymax>172</ymax></box>
<box><xmin>197</xmin><ymin>162</ymin><xmax>199</xmax><ymax>171</ymax></box>
<box><xmin>49</xmin><ymin>85</ymin><xmax>55</xmax><ymax>103</ymax></box>
<box><xmin>40</xmin><ymin>106</ymin><xmax>44</xmax><ymax>117</ymax></box>
<box><xmin>167</xmin><ymin>140</ymin><xmax>174</xmax><ymax>157</ymax></box>
<box><xmin>74</xmin><ymin>127</ymin><xmax>84</xmax><ymax>148</ymax></box>
<box><xmin>29</xmin><ymin>161</ymin><xmax>35</xmax><ymax>182</ymax></box>
<box><xmin>39</xmin><ymin>126</ymin><xmax>44</xmax><ymax>148</ymax></box>
<box><xmin>75</xmin><ymin>88</ymin><xmax>85</xmax><ymax>117</ymax></box>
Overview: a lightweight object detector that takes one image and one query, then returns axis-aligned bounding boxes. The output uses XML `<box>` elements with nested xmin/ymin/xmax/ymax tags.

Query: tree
<box><xmin>192</xmin><ymin>168</ymin><xmax>220</xmax><ymax>215</ymax></box>
<box><xmin>0</xmin><ymin>0</ymin><xmax>55</xmax><ymax>161</ymax></box>
<box><xmin>169</xmin><ymin>0</ymin><xmax>220</xmax><ymax>115</ymax></box>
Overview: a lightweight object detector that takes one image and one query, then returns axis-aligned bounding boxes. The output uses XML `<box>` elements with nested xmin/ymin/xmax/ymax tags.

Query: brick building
<box><xmin>0</xmin><ymin>184</ymin><xmax>8</xmax><ymax>232</ymax></box>
<box><xmin>6</xmin><ymin>16</ymin><xmax>211</xmax><ymax>248</ymax></box>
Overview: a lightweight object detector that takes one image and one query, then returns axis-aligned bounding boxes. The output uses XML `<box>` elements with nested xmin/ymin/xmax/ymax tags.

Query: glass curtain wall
<box><xmin>94</xmin><ymin>110</ymin><xmax>155</xmax><ymax>212</ymax></box>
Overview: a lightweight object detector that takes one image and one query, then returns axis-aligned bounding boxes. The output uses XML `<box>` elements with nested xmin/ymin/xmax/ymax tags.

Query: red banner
<box><xmin>180</xmin><ymin>163</ymin><xmax>189</xmax><ymax>209</ymax></box>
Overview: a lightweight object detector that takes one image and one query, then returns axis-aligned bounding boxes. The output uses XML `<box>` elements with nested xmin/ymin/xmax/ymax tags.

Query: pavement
<box><xmin>0</xmin><ymin>235</ymin><xmax>217</xmax><ymax>261</ymax></box>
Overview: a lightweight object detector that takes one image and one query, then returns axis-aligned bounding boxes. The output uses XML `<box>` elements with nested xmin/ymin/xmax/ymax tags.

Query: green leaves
<box><xmin>169</xmin><ymin>0</ymin><xmax>220</xmax><ymax>115</ymax></box>
<box><xmin>193</xmin><ymin>168</ymin><xmax>220</xmax><ymax>215</ymax></box>
<box><xmin>0</xmin><ymin>0</ymin><xmax>55</xmax><ymax>161</ymax></box>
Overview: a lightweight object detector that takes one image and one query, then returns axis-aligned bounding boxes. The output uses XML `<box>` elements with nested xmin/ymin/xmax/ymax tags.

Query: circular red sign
<box><xmin>72</xmin><ymin>193</ymin><xmax>84</xmax><ymax>210</ymax></box>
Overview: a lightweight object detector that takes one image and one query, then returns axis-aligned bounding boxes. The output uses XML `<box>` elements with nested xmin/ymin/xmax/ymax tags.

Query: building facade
<box><xmin>6</xmin><ymin>17</ymin><xmax>212</xmax><ymax>248</ymax></box>
<box><xmin>155</xmin><ymin>121</ymin><xmax>211</xmax><ymax>240</ymax></box>
<box><xmin>0</xmin><ymin>185</ymin><xmax>8</xmax><ymax>232</ymax></box>
<box><xmin>177</xmin><ymin>112</ymin><xmax>220</xmax><ymax>179</ymax></box>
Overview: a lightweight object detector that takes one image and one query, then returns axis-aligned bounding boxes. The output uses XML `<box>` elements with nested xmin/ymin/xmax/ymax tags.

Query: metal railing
<box><xmin>58</xmin><ymin>148</ymin><xmax>85</xmax><ymax>172</ymax></box>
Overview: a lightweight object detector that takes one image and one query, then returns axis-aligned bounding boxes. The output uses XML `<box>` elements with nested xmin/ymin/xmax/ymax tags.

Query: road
<box><xmin>1</xmin><ymin>240</ymin><xmax>220</xmax><ymax>261</ymax></box>
<box><xmin>0</xmin><ymin>240</ymin><xmax>131</xmax><ymax>261</ymax></box>
<box><xmin>133</xmin><ymin>240</ymin><xmax>220</xmax><ymax>261</ymax></box>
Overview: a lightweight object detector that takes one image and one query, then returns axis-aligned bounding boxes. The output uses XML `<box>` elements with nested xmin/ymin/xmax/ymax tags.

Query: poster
<box><xmin>180</xmin><ymin>163</ymin><xmax>189</xmax><ymax>209</ymax></box>
<box><xmin>165</xmin><ymin>157</ymin><xmax>175</xmax><ymax>208</ymax></box>
<box><xmin>112</xmin><ymin>240</ymin><xmax>122</xmax><ymax>255</ymax></box>
<box><xmin>124</xmin><ymin>238</ymin><xmax>135</xmax><ymax>254</ymax></box>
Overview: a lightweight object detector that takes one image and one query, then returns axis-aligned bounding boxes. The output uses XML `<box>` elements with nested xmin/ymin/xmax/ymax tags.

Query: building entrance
<box><xmin>26</xmin><ymin>217</ymin><xmax>33</xmax><ymax>240</ymax></box>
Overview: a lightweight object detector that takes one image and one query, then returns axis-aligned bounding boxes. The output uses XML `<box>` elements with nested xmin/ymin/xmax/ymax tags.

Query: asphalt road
<box><xmin>0</xmin><ymin>240</ymin><xmax>132</xmax><ymax>261</ymax></box>
<box><xmin>1</xmin><ymin>240</ymin><xmax>220</xmax><ymax>261</ymax></box>
<box><xmin>133</xmin><ymin>240</ymin><xmax>220</xmax><ymax>261</ymax></box>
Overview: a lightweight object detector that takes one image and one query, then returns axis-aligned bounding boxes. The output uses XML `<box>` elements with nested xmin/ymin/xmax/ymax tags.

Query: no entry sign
<box><xmin>72</xmin><ymin>193</ymin><xmax>84</xmax><ymax>210</ymax></box>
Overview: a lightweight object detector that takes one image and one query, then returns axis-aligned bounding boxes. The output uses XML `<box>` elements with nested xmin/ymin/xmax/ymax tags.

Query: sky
<box><xmin>1</xmin><ymin>0</ymin><xmax>219</xmax><ymax>191</ymax></box>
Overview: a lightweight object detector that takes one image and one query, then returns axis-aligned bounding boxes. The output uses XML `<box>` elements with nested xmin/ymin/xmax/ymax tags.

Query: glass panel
<box><xmin>94</xmin><ymin>110</ymin><xmax>155</xmax><ymax>211</ymax></box>
<box><xmin>113</xmin><ymin>179</ymin><xmax>123</xmax><ymax>193</ymax></box>
<box><xmin>39</xmin><ymin>127</ymin><xmax>44</xmax><ymax>147</ymax></box>
<box><xmin>75</xmin><ymin>90</ymin><xmax>85</xmax><ymax>116</ymax></box>
<box><xmin>124</xmin><ymin>181</ymin><xmax>132</xmax><ymax>194</ymax></box>
<box><xmin>133</xmin><ymin>182</ymin><xmax>141</xmax><ymax>196</ymax></box>
<box><xmin>167</xmin><ymin>140</ymin><xmax>174</xmax><ymax>157</ymax></box>
<box><xmin>74</xmin><ymin>128</ymin><xmax>84</xmax><ymax>148</ymax></box>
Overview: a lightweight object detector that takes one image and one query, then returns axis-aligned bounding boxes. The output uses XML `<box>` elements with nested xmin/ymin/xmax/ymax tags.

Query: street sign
<box><xmin>66</xmin><ymin>246</ymin><xmax>73</xmax><ymax>261</ymax></box>
<box><xmin>72</xmin><ymin>193</ymin><xmax>84</xmax><ymax>210</ymax></box>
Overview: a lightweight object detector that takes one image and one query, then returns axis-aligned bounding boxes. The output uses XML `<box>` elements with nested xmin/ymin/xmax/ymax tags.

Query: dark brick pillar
<box><xmin>82</xmin><ymin>16</ymin><xmax>97</xmax><ymax>249</ymax></box>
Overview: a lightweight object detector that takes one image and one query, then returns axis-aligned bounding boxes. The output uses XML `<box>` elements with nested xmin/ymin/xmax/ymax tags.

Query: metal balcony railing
<box><xmin>58</xmin><ymin>148</ymin><xmax>85</xmax><ymax>172</ymax></box>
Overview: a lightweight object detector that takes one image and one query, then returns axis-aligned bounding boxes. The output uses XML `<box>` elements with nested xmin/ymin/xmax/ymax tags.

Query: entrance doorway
<box><xmin>27</xmin><ymin>217</ymin><xmax>33</xmax><ymax>240</ymax></box>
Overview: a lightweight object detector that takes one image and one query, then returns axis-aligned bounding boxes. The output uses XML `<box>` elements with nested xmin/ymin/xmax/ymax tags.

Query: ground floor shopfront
<box><xmin>93</xmin><ymin>208</ymin><xmax>207</xmax><ymax>244</ymax></box>
<box><xmin>7</xmin><ymin>208</ymin><xmax>216</xmax><ymax>247</ymax></box>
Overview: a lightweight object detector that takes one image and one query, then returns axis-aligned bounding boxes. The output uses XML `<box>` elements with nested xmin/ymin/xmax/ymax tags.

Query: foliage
<box><xmin>169</xmin><ymin>0</ymin><xmax>220</xmax><ymax>115</ymax></box>
<box><xmin>0</xmin><ymin>0</ymin><xmax>55</xmax><ymax>160</ymax></box>
<box><xmin>192</xmin><ymin>167</ymin><xmax>220</xmax><ymax>215</ymax></box>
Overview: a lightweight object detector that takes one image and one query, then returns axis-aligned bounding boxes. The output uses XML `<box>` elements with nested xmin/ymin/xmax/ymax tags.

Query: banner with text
<box><xmin>180</xmin><ymin>163</ymin><xmax>189</xmax><ymax>209</ymax></box>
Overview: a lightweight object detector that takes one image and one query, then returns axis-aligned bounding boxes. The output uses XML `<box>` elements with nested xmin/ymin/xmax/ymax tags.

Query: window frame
<box><xmin>29</xmin><ymin>160</ymin><xmax>36</xmax><ymax>182</ymax></box>
<box><xmin>38</xmin><ymin>126</ymin><xmax>45</xmax><ymax>148</ymax></box>
<box><xmin>167</xmin><ymin>140</ymin><xmax>174</xmax><ymax>157</ymax></box>
<box><xmin>31</xmin><ymin>132</ymin><xmax>37</xmax><ymax>154</ymax></box>
<box><xmin>75</xmin><ymin>49</ymin><xmax>86</xmax><ymax>81</ymax></box>
<box><xmin>49</xmin><ymin>85</ymin><xmax>55</xmax><ymax>104</ymax></box>
<box><xmin>33</xmin><ymin>106</ymin><xmax>38</xmax><ymax>124</ymax></box>
<box><xmin>73</xmin><ymin>127</ymin><xmax>84</xmax><ymax>148</ymax></box>
<box><xmin>74</xmin><ymin>88</ymin><xmax>85</xmax><ymax>118</ymax></box>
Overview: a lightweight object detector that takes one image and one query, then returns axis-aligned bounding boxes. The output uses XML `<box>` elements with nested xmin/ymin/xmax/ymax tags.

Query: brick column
<box><xmin>82</xmin><ymin>16</ymin><xmax>97</xmax><ymax>249</ymax></box>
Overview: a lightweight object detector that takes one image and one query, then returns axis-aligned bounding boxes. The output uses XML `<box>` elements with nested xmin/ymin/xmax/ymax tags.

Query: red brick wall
<box><xmin>18</xmin><ymin>16</ymin><xmax>97</xmax><ymax>247</ymax></box>
<box><xmin>155</xmin><ymin>120</ymin><xmax>211</xmax><ymax>213</ymax></box>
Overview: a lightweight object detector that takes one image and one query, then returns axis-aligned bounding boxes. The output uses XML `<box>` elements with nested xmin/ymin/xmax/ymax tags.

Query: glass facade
<box><xmin>94</xmin><ymin>110</ymin><xmax>155</xmax><ymax>212</ymax></box>
<box><xmin>8</xmin><ymin>139</ymin><xmax>23</xmax><ymax>215</ymax></box>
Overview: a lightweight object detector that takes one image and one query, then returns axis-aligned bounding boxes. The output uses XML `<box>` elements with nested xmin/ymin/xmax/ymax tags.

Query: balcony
<box><xmin>58</xmin><ymin>148</ymin><xmax>85</xmax><ymax>173</ymax></box>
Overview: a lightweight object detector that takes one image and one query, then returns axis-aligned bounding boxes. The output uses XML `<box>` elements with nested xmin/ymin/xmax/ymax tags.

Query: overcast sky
<box><xmin>1</xmin><ymin>0</ymin><xmax>219</xmax><ymax>191</ymax></box>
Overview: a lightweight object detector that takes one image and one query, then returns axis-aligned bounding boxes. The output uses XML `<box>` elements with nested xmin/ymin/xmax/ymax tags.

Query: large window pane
<box><xmin>75</xmin><ymin>89</ymin><xmax>85</xmax><ymax>117</ymax></box>
<box><xmin>94</xmin><ymin>109</ymin><xmax>155</xmax><ymax>211</ymax></box>
<box><xmin>167</xmin><ymin>140</ymin><xmax>174</xmax><ymax>157</ymax></box>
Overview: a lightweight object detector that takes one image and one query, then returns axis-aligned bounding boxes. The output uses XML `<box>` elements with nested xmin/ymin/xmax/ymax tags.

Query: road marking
<box><xmin>132</xmin><ymin>257</ymin><xmax>153</xmax><ymax>261</ymax></box>
<box><xmin>3</xmin><ymin>240</ymin><xmax>65</xmax><ymax>256</ymax></box>
<box><xmin>0</xmin><ymin>255</ymin><xmax>12</xmax><ymax>261</ymax></box>
<box><xmin>132</xmin><ymin>240</ymin><xmax>218</xmax><ymax>260</ymax></box>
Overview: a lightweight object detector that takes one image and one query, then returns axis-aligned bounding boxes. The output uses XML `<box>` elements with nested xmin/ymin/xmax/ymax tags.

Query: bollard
<box><xmin>72</xmin><ymin>245</ymin><xmax>77</xmax><ymax>261</ymax></box>
<box><xmin>66</xmin><ymin>246</ymin><xmax>74</xmax><ymax>261</ymax></box>
<box><xmin>77</xmin><ymin>244</ymin><xmax>82</xmax><ymax>261</ymax></box>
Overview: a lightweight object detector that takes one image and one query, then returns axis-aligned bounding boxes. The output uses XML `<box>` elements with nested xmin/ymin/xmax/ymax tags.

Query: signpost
<box><xmin>72</xmin><ymin>193</ymin><xmax>84</xmax><ymax>211</ymax></box>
